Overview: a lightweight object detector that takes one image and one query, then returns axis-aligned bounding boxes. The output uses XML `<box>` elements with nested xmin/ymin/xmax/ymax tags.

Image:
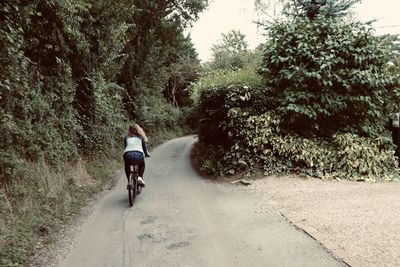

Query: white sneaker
<box><xmin>138</xmin><ymin>177</ymin><xmax>145</xmax><ymax>186</ymax></box>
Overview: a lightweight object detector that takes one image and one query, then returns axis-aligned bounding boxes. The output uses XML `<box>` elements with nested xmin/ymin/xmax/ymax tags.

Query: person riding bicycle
<box><xmin>123</xmin><ymin>123</ymin><xmax>150</xmax><ymax>187</ymax></box>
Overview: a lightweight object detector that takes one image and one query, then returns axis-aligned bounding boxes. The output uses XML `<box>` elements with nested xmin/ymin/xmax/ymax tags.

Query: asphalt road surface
<box><xmin>60</xmin><ymin>136</ymin><xmax>343</xmax><ymax>267</ymax></box>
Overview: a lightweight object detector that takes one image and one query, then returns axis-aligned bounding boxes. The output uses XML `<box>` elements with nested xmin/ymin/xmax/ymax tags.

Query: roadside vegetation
<box><xmin>192</xmin><ymin>0</ymin><xmax>400</xmax><ymax>181</ymax></box>
<box><xmin>2</xmin><ymin>0</ymin><xmax>400</xmax><ymax>265</ymax></box>
<box><xmin>0</xmin><ymin>0</ymin><xmax>207</xmax><ymax>265</ymax></box>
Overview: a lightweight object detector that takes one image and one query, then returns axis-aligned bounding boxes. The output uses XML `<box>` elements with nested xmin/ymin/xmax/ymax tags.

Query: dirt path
<box><xmin>52</xmin><ymin>136</ymin><xmax>342</xmax><ymax>267</ymax></box>
<box><xmin>249</xmin><ymin>176</ymin><xmax>400</xmax><ymax>267</ymax></box>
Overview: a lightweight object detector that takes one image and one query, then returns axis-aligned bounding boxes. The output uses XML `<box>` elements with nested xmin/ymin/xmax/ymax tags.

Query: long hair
<box><xmin>128</xmin><ymin>123</ymin><xmax>148</xmax><ymax>142</ymax></box>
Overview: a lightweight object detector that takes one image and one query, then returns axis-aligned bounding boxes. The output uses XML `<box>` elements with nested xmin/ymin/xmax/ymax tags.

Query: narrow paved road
<box><xmin>60</xmin><ymin>136</ymin><xmax>343</xmax><ymax>267</ymax></box>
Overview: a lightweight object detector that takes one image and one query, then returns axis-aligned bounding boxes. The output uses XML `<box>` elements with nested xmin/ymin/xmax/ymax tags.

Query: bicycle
<box><xmin>127</xmin><ymin>164</ymin><xmax>142</xmax><ymax>207</ymax></box>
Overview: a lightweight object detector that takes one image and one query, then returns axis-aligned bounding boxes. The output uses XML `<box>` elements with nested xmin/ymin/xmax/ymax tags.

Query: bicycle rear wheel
<box><xmin>128</xmin><ymin>175</ymin><xmax>136</xmax><ymax>207</ymax></box>
<box><xmin>133</xmin><ymin>165</ymin><xmax>141</xmax><ymax>195</ymax></box>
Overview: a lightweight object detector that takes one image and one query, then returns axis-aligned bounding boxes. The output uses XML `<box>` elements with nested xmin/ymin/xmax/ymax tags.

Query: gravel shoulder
<box><xmin>247</xmin><ymin>175</ymin><xmax>400</xmax><ymax>267</ymax></box>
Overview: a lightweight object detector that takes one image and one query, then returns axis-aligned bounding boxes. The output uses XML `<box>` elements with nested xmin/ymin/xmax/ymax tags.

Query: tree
<box><xmin>117</xmin><ymin>0</ymin><xmax>207</xmax><ymax>118</ymax></box>
<box><xmin>163</xmin><ymin>34</ymin><xmax>201</xmax><ymax>107</ymax></box>
<box><xmin>1</xmin><ymin>1</ymin><xmax>209</xmax><ymax>264</ymax></box>
<box><xmin>254</xmin><ymin>0</ymin><xmax>288</xmax><ymax>23</ymax></box>
<box><xmin>213</xmin><ymin>29</ymin><xmax>248</xmax><ymax>54</ymax></box>
<box><xmin>259</xmin><ymin>16</ymin><xmax>400</xmax><ymax>138</ymax></box>
<box><xmin>207</xmin><ymin>30</ymin><xmax>259</xmax><ymax>70</ymax></box>
<box><xmin>0</xmin><ymin>0</ymin><xmax>208</xmax><ymax>180</ymax></box>
<box><xmin>254</xmin><ymin>0</ymin><xmax>360</xmax><ymax>23</ymax></box>
<box><xmin>287</xmin><ymin>0</ymin><xmax>360</xmax><ymax>19</ymax></box>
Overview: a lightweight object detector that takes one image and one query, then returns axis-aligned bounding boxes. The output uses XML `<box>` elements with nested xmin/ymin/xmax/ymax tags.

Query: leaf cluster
<box><xmin>286</xmin><ymin>0</ymin><xmax>360</xmax><ymax>20</ymax></box>
<box><xmin>194</xmin><ymin>69</ymin><xmax>267</xmax><ymax>148</ymax></box>
<box><xmin>222</xmin><ymin>109</ymin><xmax>399</xmax><ymax>181</ymax></box>
<box><xmin>1</xmin><ymin>0</ymin><xmax>208</xmax><ymax>185</ymax></box>
<box><xmin>194</xmin><ymin>79</ymin><xmax>399</xmax><ymax>181</ymax></box>
<box><xmin>206</xmin><ymin>30</ymin><xmax>262</xmax><ymax>71</ymax></box>
<box><xmin>259</xmin><ymin>16</ymin><xmax>400</xmax><ymax>138</ymax></box>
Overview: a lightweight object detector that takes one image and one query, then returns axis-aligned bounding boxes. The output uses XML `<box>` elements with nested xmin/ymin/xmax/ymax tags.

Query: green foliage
<box><xmin>0</xmin><ymin>0</ymin><xmax>207</xmax><ymax>265</ymax></box>
<box><xmin>212</xmin><ymin>30</ymin><xmax>248</xmax><ymax>55</ymax></box>
<box><xmin>222</xmin><ymin>110</ymin><xmax>399</xmax><ymax>181</ymax></box>
<box><xmin>192</xmin><ymin>142</ymin><xmax>224</xmax><ymax>175</ymax></box>
<box><xmin>118</xmin><ymin>0</ymin><xmax>206</xmax><ymax>110</ymax></box>
<box><xmin>0</xmin><ymin>156</ymin><xmax>120</xmax><ymax>267</ymax></box>
<box><xmin>78</xmin><ymin>75</ymin><xmax>127</xmax><ymax>155</ymax></box>
<box><xmin>137</xmin><ymin>94</ymin><xmax>185</xmax><ymax>132</ymax></box>
<box><xmin>193</xmin><ymin>66</ymin><xmax>399</xmax><ymax>181</ymax></box>
<box><xmin>332</xmin><ymin>133</ymin><xmax>398</xmax><ymax>181</ymax></box>
<box><xmin>254</xmin><ymin>0</ymin><xmax>360</xmax><ymax>26</ymax></box>
<box><xmin>191</xmin><ymin>68</ymin><xmax>263</xmax><ymax>102</ymax></box>
<box><xmin>193</xmin><ymin>69</ymin><xmax>266</xmax><ymax>148</ymax></box>
<box><xmin>163</xmin><ymin>34</ymin><xmax>201</xmax><ymax>107</ymax></box>
<box><xmin>259</xmin><ymin>16</ymin><xmax>400</xmax><ymax>138</ymax></box>
<box><xmin>286</xmin><ymin>0</ymin><xmax>360</xmax><ymax>19</ymax></box>
<box><xmin>1</xmin><ymin>0</ymin><xmax>207</xmax><ymax>182</ymax></box>
<box><xmin>206</xmin><ymin>30</ymin><xmax>262</xmax><ymax>71</ymax></box>
<box><xmin>0</xmin><ymin>59</ymin><xmax>80</xmax><ymax>182</ymax></box>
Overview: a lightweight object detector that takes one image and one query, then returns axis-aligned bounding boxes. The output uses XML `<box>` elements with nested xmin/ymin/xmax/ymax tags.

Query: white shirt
<box><xmin>124</xmin><ymin>136</ymin><xmax>144</xmax><ymax>154</ymax></box>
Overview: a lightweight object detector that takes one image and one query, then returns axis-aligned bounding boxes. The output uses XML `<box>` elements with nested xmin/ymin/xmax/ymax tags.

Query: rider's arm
<box><xmin>142</xmin><ymin>140</ymin><xmax>150</xmax><ymax>157</ymax></box>
<box><xmin>124</xmin><ymin>135</ymin><xmax>128</xmax><ymax>149</ymax></box>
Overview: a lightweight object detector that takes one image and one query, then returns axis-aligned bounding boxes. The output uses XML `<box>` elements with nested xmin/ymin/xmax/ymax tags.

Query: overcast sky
<box><xmin>189</xmin><ymin>0</ymin><xmax>400</xmax><ymax>62</ymax></box>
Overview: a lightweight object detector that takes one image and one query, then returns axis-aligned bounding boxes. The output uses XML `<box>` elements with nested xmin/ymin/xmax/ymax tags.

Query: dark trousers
<box><xmin>123</xmin><ymin>151</ymin><xmax>145</xmax><ymax>180</ymax></box>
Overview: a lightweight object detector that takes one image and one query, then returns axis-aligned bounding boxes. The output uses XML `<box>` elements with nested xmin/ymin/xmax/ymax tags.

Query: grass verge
<box><xmin>0</xmin><ymin>151</ymin><xmax>120</xmax><ymax>267</ymax></box>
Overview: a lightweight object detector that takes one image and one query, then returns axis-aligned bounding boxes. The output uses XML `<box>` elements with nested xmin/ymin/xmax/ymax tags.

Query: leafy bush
<box><xmin>207</xmin><ymin>107</ymin><xmax>399</xmax><ymax>181</ymax></box>
<box><xmin>193</xmin><ymin>68</ymin><xmax>265</xmax><ymax>146</ymax></box>
<box><xmin>194</xmin><ymin>72</ymin><xmax>399</xmax><ymax>181</ymax></box>
<box><xmin>191</xmin><ymin>142</ymin><xmax>224</xmax><ymax>175</ymax></box>
<box><xmin>78</xmin><ymin>75</ymin><xmax>126</xmax><ymax>155</ymax></box>
<box><xmin>191</xmin><ymin>68</ymin><xmax>263</xmax><ymax>103</ymax></box>
<box><xmin>205</xmin><ymin>30</ymin><xmax>262</xmax><ymax>71</ymax></box>
<box><xmin>259</xmin><ymin>16</ymin><xmax>400</xmax><ymax>138</ymax></box>
<box><xmin>332</xmin><ymin>133</ymin><xmax>399</xmax><ymax>181</ymax></box>
<box><xmin>0</xmin><ymin>60</ymin><xmax>81</xmax><ymax>183</ymax></box>
<box><xmin>137</xmin><ymin>94</ymin><xmax>185</xmax><ymax>132</ymax></box>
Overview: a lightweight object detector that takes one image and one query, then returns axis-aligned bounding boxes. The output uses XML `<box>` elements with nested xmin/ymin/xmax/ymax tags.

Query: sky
<box><xmin>189</xmin><ymin>0</ymin><xmax>400</xmax><ymax>62</ymax></box>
